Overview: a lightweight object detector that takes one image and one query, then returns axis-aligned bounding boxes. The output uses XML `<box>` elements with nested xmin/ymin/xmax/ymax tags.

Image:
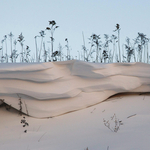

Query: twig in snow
<box><xmin>91</xmin><ymin>108</ymin><xmax>96</xmax><ymax>113</ymax></box>
<box><xmin>38</xmin><ymin>132</ymin><xmax>46</xmax><ymax>142</ymax></box>
<box><xmin>24</xmin><ymin>101</ymin><xmax>29</xmax><ymax>116</ymax></box>
<box><xmin>36</xmin><ymin>126</ymin><xmax>41</xmax><ymax>132</ymax></box>
<box><xmin>103</xmin><ymin>114</ymin><xmax>123</xmax><ymax>132</ymax></box>
<box><xmin>17</xmin><ymin>94</ymin><xmax>23</xmax><ymax>116</ymax></box>
<box><xmin>127</xmin><ymin>114</ymin><xmax>136</xmax><ymax>119</ymax></box>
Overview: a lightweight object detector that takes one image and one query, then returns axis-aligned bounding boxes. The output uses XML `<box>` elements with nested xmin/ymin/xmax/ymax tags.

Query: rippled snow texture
<box><xmin>0</xmin><ymin>60</ymin><xmax>150</xmax><ymax>118</ymax></box>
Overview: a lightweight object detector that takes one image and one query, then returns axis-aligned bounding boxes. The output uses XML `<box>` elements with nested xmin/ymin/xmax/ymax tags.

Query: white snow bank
<box><xmin>0</xmin><ymin>60</ymin><xmax>150</xmax><ymax>118</ymax></box>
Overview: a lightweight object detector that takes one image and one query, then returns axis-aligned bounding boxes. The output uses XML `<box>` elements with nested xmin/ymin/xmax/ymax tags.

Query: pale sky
<box><xmin>0</xmin><ymin>0</ymin><xmax>150</xmax><ymax>60</ymax></box>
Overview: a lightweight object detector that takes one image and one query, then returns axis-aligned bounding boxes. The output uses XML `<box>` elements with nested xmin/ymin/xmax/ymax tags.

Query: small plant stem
<box><xmin>82</xmin><ymin>31</ymin><xmax>85</xmax><ymax>61</ymax></box>
<box><xmin>38</xmin><ymin>132</ymin><xmax>46</xmax><ymax>142</ymax></box>
<box><xmin>118</xmin><ymin>29</ymin><xmax>121</xmax><ymax>62</ymax></box>
<box><xmin>24</xmin><ymin>101</ymin><xmax>29</xmax><ymax>116</ymax></box>
<box><xmin>5</xmin><ymin>38</ymin><xmax>8</xmax><ymax>62</ymax></box>
<box><xmin>39</xmin><ymin>36</ymin><xmax>43</xmax><ymax>62</ymax></box>
<box><xmin>51</xmin><ymin>30</ymin><xmax>53</xmax><ymax>61</ymax></box>
<box><xmin>147</xmin><ymin>43</ymin><xmax>149</xmax><ymax>63</ymax></box>
<box><xmin>34</xmin><ymin>36</ymin><xmax>38</xmax><ymax>62</ymax></box>
<box><xmin>127</xmin><ymin>114</ymin><xmax>136</xmax><ymax>118</ymax></box>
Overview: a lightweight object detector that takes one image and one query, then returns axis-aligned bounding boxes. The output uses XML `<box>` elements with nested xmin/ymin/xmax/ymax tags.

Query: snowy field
<box><xmin>0</xmin><ymin>60</ymin><xmax>150</xmax><ymax>150</ymax></box>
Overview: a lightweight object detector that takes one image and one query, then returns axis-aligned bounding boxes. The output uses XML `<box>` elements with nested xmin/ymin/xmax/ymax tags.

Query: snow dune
<box><xmin>0</xmin><ymin>60</ymin><xmax>150</xmax><ymax>118</ymax></box>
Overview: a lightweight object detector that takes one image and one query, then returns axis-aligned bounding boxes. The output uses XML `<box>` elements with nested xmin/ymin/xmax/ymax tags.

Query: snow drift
<box><xmin>0</xmin><ymin>60</ymin><xmax>150</xmax><ymax>118</ymax></box>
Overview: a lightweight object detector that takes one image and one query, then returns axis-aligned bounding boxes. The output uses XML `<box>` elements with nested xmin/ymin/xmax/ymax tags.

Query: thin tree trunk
<box><xmin>78</xmin><ymin>51</ymin><xmax>80</xmax><ymax>60</ymax></box>
<box><xmin>35</xmin><ymin>37</ymin><xmax>38</xmax><ymax>62</ymax></box>
<box><xmin>147</xmin><ymin>43</ymin><xmax>149</xmax><ymax>63</ymax></box>
<box><xmin>140</xmin><ymin>41</ymin><xmax>143</xmax><ymax>62</ymax></box>
<box><xmin>5</xmin><ymin>40</ymin><xmax>8</xmax><ymax>62</ymax></box>
<box><xmin>14</xmin><ymin>42</ymin><xmax>17</xmax><ymax>63</ymax></box>
<box><xmin>51</xmin><ymin>31</ymin><xmax>53</xmax><ymax>62</ymax></box>
<box><xmin>82</xmin><ymin>32</ymin><xmax>85</xmax><ymax>61</ymax></box>
<box><xmin>144</xmin><ymin>44</ymin><xmax>146</xmax><ymax>63</ymax></box>
<box><xmin>87</xmin><ymin>42</ymin><xmax>93</xmax><ymax>62</ymax></box>
<box><xmin>112</xmin><ymin>40</ymin><xmax>115</xmax><ymax>63</ymax></box>
<box><xmin>21</xmin><ymin>44</ymin><xmax>24</xmax><ymax>62</ymax></box>
<box><xmin>122</xmin><ymin>44</ymin><xmax>124</xmax><ymax>62</ymax></box>
<box><xmin>10</xmin><ymin>37</ymin><xmax>12</xmax><ymax>61</ymax></box>
<box><xmin>96</xmin><ymin>45</ymin><xmax>99</xmax><ymax>63</ymax></box>
<box><xmin>118</xmin><ymin>30</ymin><xmax>121</xmax><ymax>62</ymax></box>
<box><xmin>43</xmin><ymin>42</ymin><xmax>47</xmax><ymax>62</ymax></box>
<box><xmin>39</xmin><ymin>37</ymin><xmax>43</xmax><ymax>62</ymax></box>
<box><xmin>1</xmin><ymin>43</ymin><xmax>3</xmax><ymax>63</ymax></box>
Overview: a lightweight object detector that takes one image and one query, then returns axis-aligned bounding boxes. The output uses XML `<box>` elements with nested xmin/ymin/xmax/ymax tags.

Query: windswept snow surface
<box><xmin>0</xmin><ymin>60</ymin><xmax>150</xmax><ymax>118</ymax></box>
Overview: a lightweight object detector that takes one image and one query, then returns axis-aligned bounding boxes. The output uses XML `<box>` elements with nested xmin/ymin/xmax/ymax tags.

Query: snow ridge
<box><xmin>0</xmin><ymin>60</ymin><xmax>150</xmax><ymax>118</ymax></box>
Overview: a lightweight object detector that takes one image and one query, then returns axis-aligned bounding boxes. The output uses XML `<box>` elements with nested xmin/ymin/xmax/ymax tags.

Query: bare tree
<box><xmin>18</xmin><ymin>33</ymin><xmax>25</xmax><ymax>62</ymax></box>
<box><xmin>134</xmin><ymin>33</ymin><xmax>149</xmax><ymax>62</ymax></box>
<box><xmin>46</xmin><ymin>20</ymin><xmax>59</xmax><ymax>61</ymax></box>
<box><xmin>125</xmin><ymin>37</ymin><xmax>134</xmax><ymax>62</ymax></box>
<box><xmin>103</xmin><ymin>34</ymin><xmax>112</xmax><ymax>63</ymax></box>
<box><xmin>24</xmin><ymin>45</ymin><xmax>30</xmax><ymax>62</ymax></box>
<box><xmin>114</xmin><ymin>24</ymin><xmax>121</xmax><ymax>62</ymax></box>
<box><xmin>111</xmin><ymin>34</ymin><xmax>117</xmax><ymax>62</ymax></box>
<box><xmin>43</xmin><ymin>42</ymin><xmax>48</xmax><ymax>62</ymax></box>
<box><xmin>38</xmin><ymin>30</ymin><xmax>45</xmax><ymax>62</ymax></box>
<box><xmin>89</xmin><ymin>34</ymin><xmax>101</xmax><ymax>62</ymax></box>
<box><xmin>0</xmin><ymin>39</ymin><xmax>5</xmax><ymax>62</ymax></box>
<box><xmin>34</xmin><ymin>35</ymin><xmax>40</xmax><ymax>62</ymax></box>
<box><xmin>4</xmin><ymin>35</ymin><xmax>8</xmax><ymax>62</ymax></box>
<box><xmin>82</xmin><ymin>32</ymin><xmax>86</xmax><ymax>61</ymax></box>
<box><xmin>65</xmin><ymin>38</ymin><xmax>71</xmax><ymax>60</ymax></box>
<box><xmin>57</xmin><ymin>43</ymin><xmax>63</xmax><ymax>61</ymax></box>
<box><xmin>8</xmin><ymin>32</ymin><xmax>14</xmax><ymax>59</ymax></box>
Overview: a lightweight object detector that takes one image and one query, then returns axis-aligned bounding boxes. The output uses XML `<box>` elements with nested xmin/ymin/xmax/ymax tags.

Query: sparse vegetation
<box><xmin>20</xmin><ymin>116</ymin><xmax>29</xmax><ymax>133</ymax></box>
<box><xmin>17</xmin><ymin>94</ymin><xmax>23</xmax><ymax>116</ymax></box>
<box><xmin>0</xmin><ymin>98</ymin><xmax>29</xmax><ymax>133</ymax></box>
<box><xmin>103</xmin><ymin>114</ymin><xmax>123</xmax><ymax>133</ymax></box>
<box><xmin>0</xmin><ymin>22</ymin><xmax>150</xmax><ymax>63</ymax></box>
<box><xmin>0</xmin><ymin>99</ymin><xmax>12</xmax><ymax>111</ymax></box>
<box><xmin>46</xmin><ymin>20</ymin><xmax>59</xmax><ymax>61</ymax></box>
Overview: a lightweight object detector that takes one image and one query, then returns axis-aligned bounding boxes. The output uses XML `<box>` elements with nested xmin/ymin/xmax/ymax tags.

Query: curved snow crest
<box><xmin>0</xmin><ymin>60</ymin><xmax>150</xmax><ymax>118</ymax></box>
